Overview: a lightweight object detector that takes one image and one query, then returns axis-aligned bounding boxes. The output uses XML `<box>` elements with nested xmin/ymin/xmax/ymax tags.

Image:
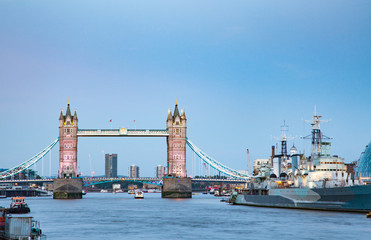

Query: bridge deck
<box><xmin>77</xmin><ymin>129</ymin><xmax>169</xmax><ymax>137</ymax></box>
<box><xmin>0</xmin><ymin>177</ymin><xmax>247</xmax><ymax>184</ymax></box>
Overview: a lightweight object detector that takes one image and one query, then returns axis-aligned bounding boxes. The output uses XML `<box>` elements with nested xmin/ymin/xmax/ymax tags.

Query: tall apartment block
<box><xmin>129</xmin><ymin>165</ymin><xmax>139</xmax><ymax>178</ymax></box>
<box><xmin>105</xmin><ymin>154</ymin><xmax>118</xmax><ymax>178</ymax></box>
<box><xmin>155</xmin><ymin>165</ymin><xmax>166</xmax><ymax>178</ymax></box>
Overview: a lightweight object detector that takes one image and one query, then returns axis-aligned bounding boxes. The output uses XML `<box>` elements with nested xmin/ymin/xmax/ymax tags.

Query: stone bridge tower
<box><xmin>166</xmin><ymin>102</ymin><xmax>187</xmax><ymax>177</ymax></box>
<box><xmin>58</xmin><ymin>102</ymin><xmax>78</xmax><ymax>178</ymax></box>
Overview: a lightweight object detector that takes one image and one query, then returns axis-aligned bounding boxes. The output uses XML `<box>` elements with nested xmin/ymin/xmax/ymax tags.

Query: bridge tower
<box><xmin>166</xmin><ymin>102</ymin><xmax>187</xmax><ymax>177</ymax></box>
<box><xmin>54</xmin><ymin>101</ymin><xmax>82</xmax><ymax>199</ymax></box>
<box><xmin>58</xmin><ymin>103</ymin><xmax>78</xmax><ymax>178</ymax></box>
<box><xmin>163</xmin><ymin>102</ymin><xmax>191</xmax><ymax>198</ymax></box>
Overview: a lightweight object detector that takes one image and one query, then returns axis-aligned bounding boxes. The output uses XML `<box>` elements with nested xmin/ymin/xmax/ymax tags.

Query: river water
<box><xmin>1</xmin><ymin>193</ymin><xmax>370</xmax><ymax>240</ymax></box>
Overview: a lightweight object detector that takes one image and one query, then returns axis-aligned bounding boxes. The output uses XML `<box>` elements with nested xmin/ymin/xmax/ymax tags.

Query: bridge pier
<box><xmin>161</xmin><ymin>177</ymin><xmax>192</xmax><ymax>198</ymax></box>
<box><xmin>53</xmin><ymin>178</ymin><xmax>83</xmax><ymax>199</ymax></box>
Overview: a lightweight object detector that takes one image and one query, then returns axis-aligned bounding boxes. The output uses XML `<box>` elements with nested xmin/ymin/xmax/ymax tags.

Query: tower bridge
<box><xmin>58</xmin><ymin>102</ymin><xmax>187</xmax><ymax>179</ymax></box>
<box><xmin>0</xmin><ymin>101</ymin><xmax>250</xmax><ymax>199</ymax></box>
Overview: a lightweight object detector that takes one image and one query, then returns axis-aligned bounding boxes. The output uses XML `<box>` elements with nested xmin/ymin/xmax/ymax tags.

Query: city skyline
<box><xmin>0</xmin><ymin>1</ymin><xmax>370</xmax><ymax>177</ymax></box>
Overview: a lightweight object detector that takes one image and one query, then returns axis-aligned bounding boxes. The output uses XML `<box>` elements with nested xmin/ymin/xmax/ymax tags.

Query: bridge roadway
<box><xmin>0</xmin><ymin>177</ymin><xmax>248</xmax><ymax>185</ymax></box>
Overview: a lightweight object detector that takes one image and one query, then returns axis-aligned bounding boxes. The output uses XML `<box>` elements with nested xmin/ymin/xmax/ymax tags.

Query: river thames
<box><xmin>2</xmin><ymin>193</ymin><xmax>370</xmax><ymax>239</ymax></box>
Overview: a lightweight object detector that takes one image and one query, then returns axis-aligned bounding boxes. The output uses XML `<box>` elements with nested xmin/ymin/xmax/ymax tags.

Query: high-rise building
<box><xmin>155</xmin><ymin>165</ymin><xmax>166</xmax><ymax>178</ymax></box>
<box><xmin>129</xmin><ymin>165</ymin><xmax>139</xmax><ymax>178</ymax></box>
<box><xmin>105</xmin><ymin>154</ymin><xmax>118</xmax><ymax>178</ymax></box>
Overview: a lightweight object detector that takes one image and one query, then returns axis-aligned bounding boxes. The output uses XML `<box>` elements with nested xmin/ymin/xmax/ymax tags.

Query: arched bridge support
<box><xmin>53</xmin><ymin>178</ymin><xmax>83</xmax><ymax>199</ymax></box>
<box><xmin>162</xmin><ymin>177</ymin><xmax>192</xmax><ymax>198</ymax></box>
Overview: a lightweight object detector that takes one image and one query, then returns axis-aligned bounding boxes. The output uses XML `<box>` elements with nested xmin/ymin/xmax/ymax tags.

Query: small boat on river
<box><xmin>8</xmin><ymin>197</ymin><xmax>30</xmax><ymax>214</ymax></box>
<box><xmin>134</xmin><ymin>190</ymin><xmax>144</xmax><ymax>199</ymax></box>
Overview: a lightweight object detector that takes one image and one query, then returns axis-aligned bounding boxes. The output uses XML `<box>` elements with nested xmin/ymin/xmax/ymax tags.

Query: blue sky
<box><xmin>0</xmin><ymin>1</ymin><xmax>370</xmax><ymax>177</ymax></box>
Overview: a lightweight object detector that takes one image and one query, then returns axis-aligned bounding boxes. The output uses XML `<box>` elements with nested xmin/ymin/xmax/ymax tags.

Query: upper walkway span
<box><xmin>77</xmin><ymin>129</ymin><xmax>169</xmax><ymax>137</ymax></box>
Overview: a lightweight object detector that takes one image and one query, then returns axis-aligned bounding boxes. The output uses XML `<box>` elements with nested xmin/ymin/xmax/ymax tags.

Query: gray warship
<box><xmin>231</xmin><ymin>112</ymin><xmax>371</xmax><ymax>212</ymax></box>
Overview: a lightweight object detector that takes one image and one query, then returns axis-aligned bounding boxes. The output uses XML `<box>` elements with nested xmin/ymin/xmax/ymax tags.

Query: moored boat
<box><xmin>7</xmin><ymin>197</ymin><xmax>30</xmax><ymax>214</ymax></box>
<box><xmin>230</xmin><ymin>111</ymin><xmax>371</xmax><ymax>212</ymax></box>
<box><xmin>232</xmin><ymin>184</ymin><xmax>371</xmax><ymax>212</ymax></box>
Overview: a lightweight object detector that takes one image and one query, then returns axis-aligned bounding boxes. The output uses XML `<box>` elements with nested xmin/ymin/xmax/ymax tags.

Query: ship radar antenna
<box><xmin>302</xmin><ymin>106</ymin><xmax>332</xmax><ymax>159</ymax></box>
<box><xmin>273</xmin><ymin>120</ymin><xmax>295</xmax><ymax>156</ymax></box>
<box><xmin>281</xmin><ymin>120</ymin><xmax>288</xmax><ymax>140</ymax></box>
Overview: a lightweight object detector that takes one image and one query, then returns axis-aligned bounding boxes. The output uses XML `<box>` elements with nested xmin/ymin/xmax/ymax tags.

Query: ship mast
<box><xmin>272</xmin><ymin>121</ymin><xmax>295</xmax><ymax>176</ymax></box>
<box><xmin>280</xmin><ymin>121</ymin><xmax>288</xmax><ymax>156</ymax></box>
<box><xmin>274</xmin><ymin>120</ymin><xmax>294</xmax><ymax>156</ymax></box>
<box><xmin>303</xmin><ymin>106</ymin><xmax>331</xmax><ymax>159</ymax></box>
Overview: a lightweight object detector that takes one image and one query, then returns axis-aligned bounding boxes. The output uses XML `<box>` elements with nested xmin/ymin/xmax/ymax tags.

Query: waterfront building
<box><xmin>155</xmin><ymin>165</ymin><xmax>166</xmax><ymax>178</ymax></box>
<box><xmin>129</xmin><ymin>165</ymin><xmax>139</xmax><ymax>178</ymax></box>
<box><xmin>1</xmin><ymin>168</ymin><xmax>40</xmax><ymax>180</ymax></box>
<box><xmin>356</xmin><ymin>141</ymin><xmax>371</xmax><ymax>183</ymax></box>
<box><xmin>112</xmin><ymin>184</ymin><xmax>121</xmax><ymax>192</ymax></box>
<box><xmin>105</xmin><ymin>154</ymin><xmax>118</xmax><ymax>178</ymax></box>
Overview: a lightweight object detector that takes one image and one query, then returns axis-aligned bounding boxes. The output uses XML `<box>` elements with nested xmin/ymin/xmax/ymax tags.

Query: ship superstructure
<box><xmin>293</xmin><ymin>113</ymin><xmax>349</xmax><ymax>188</ymax></box>
<box><xmin>270</xmin><ymin>121</ymin><xmax>301</xmax><ymax>180</ymax></box>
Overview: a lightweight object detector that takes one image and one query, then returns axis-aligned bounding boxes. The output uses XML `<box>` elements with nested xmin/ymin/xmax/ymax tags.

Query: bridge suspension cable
<box><xmin>0</xmin><ymin>139</ymin><xmax>59</xmax><ymax>179</ymax></box>
<box><xmin>186</xmin><ymin>138</ymin><xmax>250</xmax><ymax>179</ymax></box>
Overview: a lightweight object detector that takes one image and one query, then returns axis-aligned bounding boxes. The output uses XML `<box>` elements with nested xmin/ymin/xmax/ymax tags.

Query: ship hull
<box><xmin>233</xmin><ymin>184</ymin><xmax>371</xmax><ymax>213</ymax></box>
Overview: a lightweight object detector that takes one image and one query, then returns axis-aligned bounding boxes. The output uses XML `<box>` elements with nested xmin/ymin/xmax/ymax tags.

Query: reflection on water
<box><xmin>1</xmin><ymin>193</ymin><xmax>370</xmax><ymax>239</ymax></box>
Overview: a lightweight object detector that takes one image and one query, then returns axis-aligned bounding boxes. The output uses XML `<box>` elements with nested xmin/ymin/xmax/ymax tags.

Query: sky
<box><xmin>0</xmin><ymin>1</ymin><xmax>370</xmax><ymax>177</ymax></box>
